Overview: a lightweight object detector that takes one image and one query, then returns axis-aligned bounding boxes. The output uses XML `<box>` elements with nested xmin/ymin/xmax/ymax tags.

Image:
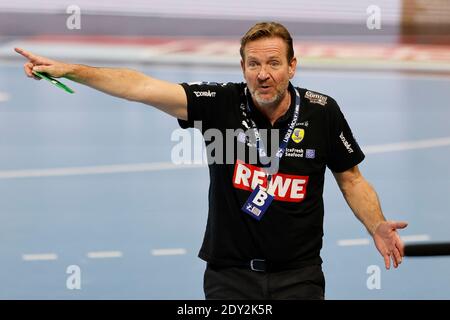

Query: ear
<box><xmin>240</xmin><ymin>59</ymin><xmax>245</xmax><ymax>72</ymax></box>
<box><xmin>288</xmin><ymin>57</ymin><xmax>297</xmax><ymax>79</ymax></box>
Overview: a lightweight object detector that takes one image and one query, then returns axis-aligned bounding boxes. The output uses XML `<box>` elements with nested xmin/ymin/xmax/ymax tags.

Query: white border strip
<box><xmin>363</xmin><ymin>137</ymin><xmax>450</xmax><ymax>155</ymax></box>
<box><xmin>22</xmin><ymin>253</ymin><xmax>58</xmax><ymax>261</ymax></box>
<box><xmin>338</xmin><ymin>234</ymin><xmax>431</xmax><ymax>247</ymax></box>
<box><xmin>87</xmin><ymin>251</ymin><xmax>123</xmax><ymax>259</ymax></box>
<box><xmin>337</xmin><ymin>238</ymin><xmax>371</xmax><ymax>246</ymax></box>
<box><xmin>401</xmin><ymin>234</ymin><xmax>431</xmax><ymax>242</ymax></box>
<box><xmin>151</xmin><ymin>248</ymin><xmax>187</xmax><ymax>256</ymax></box>
<box><xmin>0</xmin><ymin>162</ymin><xmax>204</xmax><ymax>179</ymax></box>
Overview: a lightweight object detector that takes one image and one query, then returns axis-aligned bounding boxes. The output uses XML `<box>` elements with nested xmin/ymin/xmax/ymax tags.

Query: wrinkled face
<box><xmin>241</xmin><ymin>37</ymin><xmax>296</xmax><ymax>109</ymax></box>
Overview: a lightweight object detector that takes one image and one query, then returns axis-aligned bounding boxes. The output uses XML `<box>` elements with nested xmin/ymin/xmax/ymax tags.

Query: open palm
<box><xmin>373</xmin><ymin>220</ymin><xmax>408</xmax><ymax>269</ymax></box>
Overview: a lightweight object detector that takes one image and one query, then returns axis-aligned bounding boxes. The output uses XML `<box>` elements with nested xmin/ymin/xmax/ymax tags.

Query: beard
<box><xmin>250</xmin><ymin>83</ymin><xmax>288</xmax><ymax>109</ymax></box>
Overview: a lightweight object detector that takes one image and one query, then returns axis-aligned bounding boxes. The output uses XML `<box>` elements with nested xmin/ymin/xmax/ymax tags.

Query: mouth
<box><xmin>258</xmin><ymin>85</ymin><xmax>272</xmax><ymax>92</ymax></box>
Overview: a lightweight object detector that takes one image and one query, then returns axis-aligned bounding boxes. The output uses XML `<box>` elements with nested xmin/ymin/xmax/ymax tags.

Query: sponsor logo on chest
<box><xmin>291</xmin><ymin>128</ymin><xmax>305</xmax><ymax>143</ymax></box>
<box><xmin>295</xmin><ymin>120</ymin><xmax>309</xmax><ymax>127</ymax></box>
<box><xmin>285</xmin><ymin>148</ymin><xmax>304</xmax><ymax>158</ymax></box>
<box><xmin>305</xmin><ymin>91</ymin><xmax>327</xmax><ymax>106</ymax></box>
<box><xmin>232</xmin><ymin>160</ymin><xmax>309</xmax><ymax>202</ymax></box>
<box><xmin>284</xmin><ymin>148</ymin><xmax>316</xmax><ymax>159</ymax></box>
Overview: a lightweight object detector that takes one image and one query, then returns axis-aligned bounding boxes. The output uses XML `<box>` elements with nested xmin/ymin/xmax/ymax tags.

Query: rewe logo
<box><xmin>232</xmin><ymin>160</ymin><xmax>309</xmax><ymax>202</ymax></box>
<box><xmin>194</xmin><ymin>90</ymin><xmax>216</xmax><ymax>98</ymax></box>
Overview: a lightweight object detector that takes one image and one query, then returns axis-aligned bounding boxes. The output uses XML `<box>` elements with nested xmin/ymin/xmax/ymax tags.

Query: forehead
<box><xmin>243</xmin><ymin>37</ymin><xmax>287</xmax><ymax>59</ymax></box>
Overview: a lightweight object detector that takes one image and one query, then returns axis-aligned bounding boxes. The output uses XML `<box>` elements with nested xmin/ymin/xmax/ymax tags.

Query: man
<box><xmin>16</xmin><ymin>22</ymin><xmax>407</xmax><ymax>299</ymax></box>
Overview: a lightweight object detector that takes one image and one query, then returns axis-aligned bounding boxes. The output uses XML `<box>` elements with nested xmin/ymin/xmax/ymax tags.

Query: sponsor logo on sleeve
<box><xmin>305</xmin><ymin>91</ymin><xmax>328</xmax><ymax>106</ymax></box>
<box><xmin>339</xmin><ymin>131</ymin><xmax>354</xmax><ymax>153</ymax></box>
<box><xmin>232</xmin><ymin>160</ymin><xmax>309</xmax><ymax>202</ymax></box>
<box><xmin>193</xmin><ymin>90</ymin><xmax>216</xmax><ymax>98</ymax></box>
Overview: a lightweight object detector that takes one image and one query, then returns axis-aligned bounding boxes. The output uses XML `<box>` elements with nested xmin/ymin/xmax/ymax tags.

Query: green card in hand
<box><xmin>32</xmin><ymin>71</ymin><xmax>75</xmax><ymax>94</ymax></box>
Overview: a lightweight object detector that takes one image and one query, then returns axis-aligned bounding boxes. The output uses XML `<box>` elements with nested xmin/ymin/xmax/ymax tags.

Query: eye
<box><xmin>248</xmin><ymin>61</ymin><xmax>258</xmax><ymax>68</ymax></box>
<box><xmin>270</xmin><ymin>60</ymin><xmax>281</xmax><ymax>67</ymax></box>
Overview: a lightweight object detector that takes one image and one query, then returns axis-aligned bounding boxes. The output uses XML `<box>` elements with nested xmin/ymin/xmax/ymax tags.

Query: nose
<box><xmin>257</xmin><ymin>66</ymin><xmax>270</xmax><ymax>81</ymax></box>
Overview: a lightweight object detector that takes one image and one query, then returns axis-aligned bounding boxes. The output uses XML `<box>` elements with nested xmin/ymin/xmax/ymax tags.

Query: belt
<box><xmin>209</xmin><ymin>258</ymin><xmax>321</xmax><ymax>273</ymax></box>
<box><xmin>250</xmin><ymin>259</ymin><xmax>269</xmax><ymax>272</ymax></box>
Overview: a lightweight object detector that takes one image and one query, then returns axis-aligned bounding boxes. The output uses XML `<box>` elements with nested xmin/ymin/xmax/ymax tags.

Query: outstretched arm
<box><xmin>14</xmin><ymin>47</ymin><xmax>187</xmax><ymax>120</ymax></box>
<box><xmin>333</xmin><ymin>165</ymin><xmax>408</xmax><ymax>269</ymax></box>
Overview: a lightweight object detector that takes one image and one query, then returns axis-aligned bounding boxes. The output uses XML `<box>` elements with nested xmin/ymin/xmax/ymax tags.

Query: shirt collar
<box><xmin>245</xmin><ymin>82</ymin><xmax>296</xmax><ymax>129</ymax></box>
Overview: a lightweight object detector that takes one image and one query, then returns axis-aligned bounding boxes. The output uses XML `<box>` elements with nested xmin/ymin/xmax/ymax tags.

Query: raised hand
<box><xmin>15</xmin><ymin>47</ymin><xmax>71</xmax><ymax>79</ymax></box>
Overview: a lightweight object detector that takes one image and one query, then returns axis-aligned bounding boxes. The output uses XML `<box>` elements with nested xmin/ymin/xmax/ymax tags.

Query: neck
<box><xmin>254</xmin><ymin>90</ymin><xmax>291</xmax><ymax>126</ymax></box>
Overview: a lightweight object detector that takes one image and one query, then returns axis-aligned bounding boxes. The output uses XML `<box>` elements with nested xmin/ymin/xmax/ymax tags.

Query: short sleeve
<box><xmin>177</xmin><ymin>82</ymin><xmax>234</xmax><ymax>131</ymax></box>
<box><xmin>326</xmin><ymin>99</ymin><xmax>365</xmax><ymax>172</ymax></box>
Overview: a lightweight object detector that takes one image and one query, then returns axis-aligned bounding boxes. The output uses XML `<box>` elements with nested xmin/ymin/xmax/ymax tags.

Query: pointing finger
<box><xmin>15</xmin><ymin>47</ymin><xmax>36</xmax><ymax>61</ymax></box>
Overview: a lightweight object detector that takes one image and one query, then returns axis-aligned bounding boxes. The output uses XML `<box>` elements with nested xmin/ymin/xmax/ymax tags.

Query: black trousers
<box><xmin>204</xmin><ymin>263</ymin><xmax>325</xmax><ymax>300</ymax></box>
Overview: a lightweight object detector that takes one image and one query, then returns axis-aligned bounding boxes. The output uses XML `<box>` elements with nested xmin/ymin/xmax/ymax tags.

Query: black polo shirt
<box><xmin>178</xmin><ymin>81</ymin><xmax>365</xmax><ymax>268</ymax></box>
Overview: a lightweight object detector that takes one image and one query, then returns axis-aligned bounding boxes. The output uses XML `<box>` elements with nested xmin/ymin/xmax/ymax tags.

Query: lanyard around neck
<box><xmin>243</xmin><ymin>84</ymin><xmax>301</xmax><ymax>175</ymax></box>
